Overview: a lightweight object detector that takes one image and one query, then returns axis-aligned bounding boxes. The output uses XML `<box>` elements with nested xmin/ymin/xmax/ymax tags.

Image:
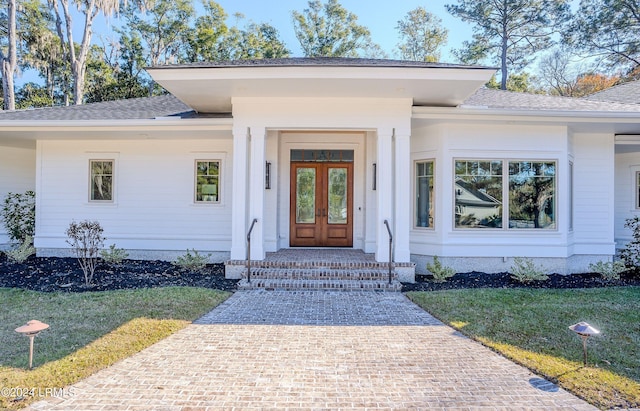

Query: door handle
<box><xmin>316</xmin><ymin>208</ymin><xmax>321</xmax><ymax>217</ymax></box>
<box><xmin>322</xmin><ymin>208</ymin><xmax>327</xmax><ymax>217</ymax></box>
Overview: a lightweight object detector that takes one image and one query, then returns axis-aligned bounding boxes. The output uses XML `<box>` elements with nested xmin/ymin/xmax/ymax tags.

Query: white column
<box><xmin>376</xmin><ymin>130</ymin><xmax>394</xmax><ymax>262</ymax></box>
<box><xmin>248</xmin><ymin>126</ymin><xmax>266</xmax><ymax>260</ymax></box>
<box><xmin>230</xmin><ymin>126</ymin><xmax>249</xmax><ymax>260</ymax></box>
<box><xmin>394</xmin><ymin>132</ymin><xmax>411</xmax><ymax>262</ymax></box>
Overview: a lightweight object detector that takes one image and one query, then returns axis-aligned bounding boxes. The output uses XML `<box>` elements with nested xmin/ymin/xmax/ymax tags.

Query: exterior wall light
<box><xmin>15</xmin><ymin>320</ymin><xmax>49</xmax><ymax>369</ymax></box>
<box><xmin>265</xmin><ymin>161</ymin><xmax>271</xmax><ymax>189</ymax></box>
<box><xmin>569</xmin><ymin>321</ymin><xmax>600</xmax><ymax>366</ymax></box>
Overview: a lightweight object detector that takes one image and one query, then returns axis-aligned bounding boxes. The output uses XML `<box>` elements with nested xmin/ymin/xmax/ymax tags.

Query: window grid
<box><xmin>89</xmin><ymin>159</ymin><xmax>114</xmax><ymax>202</ymax></box>
<box><xmin>195</xmin><ymin>160</ymin><xmax>220</xmax><ymax>203</ymax></box>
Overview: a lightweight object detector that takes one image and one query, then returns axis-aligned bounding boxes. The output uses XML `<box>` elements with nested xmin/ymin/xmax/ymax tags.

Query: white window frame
<box><xmin>414</xmin><ymin>159</ymin><xmax>435</xmax><ymax>229</ymax></box>
<box><xmin>194</xmin><ymin>159</ymin><xmax>221</xmax><ymax>204</ymax></box>
<box><xmin>88</xmin><ymin>159</ymin><xmax>115</xmax><ymax>203</ymax></box>
<box><xmin>453</xmin><ymin>158</ymin><xmax>558</xmax><ymax>231</ymax></box>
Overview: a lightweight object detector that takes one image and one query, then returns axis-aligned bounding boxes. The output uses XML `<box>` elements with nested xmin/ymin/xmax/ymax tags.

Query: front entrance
<box><xmin>290</xmin><ymin>155</ymin><xmax>353</xmax><ymax>247</ymax></box>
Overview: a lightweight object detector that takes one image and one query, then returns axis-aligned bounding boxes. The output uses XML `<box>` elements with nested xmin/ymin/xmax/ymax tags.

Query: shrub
<box><xmin>620</xmin><ymin>216</ymin><xmax>640</xmax><ymax>270</ymax></box>
<box><xmin>100</xmin><ymin>244</ymin><xmax>129</xmax><ymax>266</ymax></box>
<box><xmin>1</xmin><ymin>191</ymin><xmax>35</xmax><ymax>243</ymax></box>
<box><xmin>426</xmin><ymin>255</ymin><xmax>455</xmax><ymax>282</ymax></box>
<box><xmin>510</xmin><ymin>257</ymin><xmax>549</xmax><ymax>283</ymax></box>
<box><xmin>5</xmin><ymin>236</ymin><xmax>35</xmax><ymax>263</ymax></box>
<box><xmin>589</xmin><ymin>260</ymin><xmax>627</xmax><ymax>281</ymax></box>
<box><xmin>66</xmin><ymin>220</ymin><xmax>105</xmax><ymax>286</ymax></box>
<box><xmin>173</xmin><ymin>249</ymin><xmax>210</xmax><ymax>273</ymax></box>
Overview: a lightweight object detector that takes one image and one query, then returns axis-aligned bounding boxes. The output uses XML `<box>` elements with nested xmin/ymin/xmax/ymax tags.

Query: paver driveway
<box><xmin>31</xmin><ymin>290</ymin><xmax>595</xmax><ymax>410</ymax></box>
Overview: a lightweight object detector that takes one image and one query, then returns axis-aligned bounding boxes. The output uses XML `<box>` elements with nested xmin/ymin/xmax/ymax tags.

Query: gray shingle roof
<box><xmin>462</xmin><ymin>87</ymin><xmax>640</xmax><ymax>112</ymax></box>
<box><xmin>148</xmin><ymin>57</ymin><xmax>495</xmax><ymax>71</ymax></box>
<box><xmin>0</xmin><ymin>94</ymin><xmax>205</xmax><ymax>121</ymax></box>
<box><xmin>584</xmin><ymin>81</ymin><xmax>640</xmax><ymax>105</ymax></box>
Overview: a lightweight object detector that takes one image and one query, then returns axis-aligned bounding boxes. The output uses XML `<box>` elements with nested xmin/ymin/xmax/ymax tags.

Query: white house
<box><xmin>2</xmin><ymin>58</ymin><xmax>640</xmax><ymax>282</ymax></box>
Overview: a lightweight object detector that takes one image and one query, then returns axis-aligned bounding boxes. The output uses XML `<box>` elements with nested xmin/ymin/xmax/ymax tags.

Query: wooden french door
<box><xmin>290</xmin><ymin>162</ymin><xmax>353</xmax><ymax>247</ymax></box>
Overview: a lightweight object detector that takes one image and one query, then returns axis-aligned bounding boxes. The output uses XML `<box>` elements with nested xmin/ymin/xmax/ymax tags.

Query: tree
<box><xmin>396</xmin><ymin>7</ymin><xmax>448</xmax><ymax>62</ymax></box>
<box><xmin>185</xmin><ymin>0</ymin><xmax>229</xmax><ymax>62</ymax></box>
<box><xmin>292</xmin><ymin>0</ymin><xmax>379</xmax><ymax>57</ymax></box>
<box><xmin>537</xmin><ymin>48</ymin><xmax>582</xmax><ymax>96</ymax></box>
<box><xmin>570</xmin><ymin>0</ymin><xmax>640</xmax><ymax>76</ymax></box>
<box><xmin>486</xmin><ymin>72</ymin><xmax>542</xmax><ymax>94</ymax></box>
<box><xmin>47</xmin><ymin>0</ymin><xmax>123</xmax><ymax>105</ymax></box>
<box><xmin>1</xmin><ymin>0</ymin><xmax>17</xmax><ymax>110</ymax></box>
<box><xmin>118</xmin><ymin>0</ymin><xmax>195</xmax><ymax>95</ymax></box>
<box><xmin>446</xmin><ymin>0</ymin><xmax>570</xmax><ymax>90</ymax></box>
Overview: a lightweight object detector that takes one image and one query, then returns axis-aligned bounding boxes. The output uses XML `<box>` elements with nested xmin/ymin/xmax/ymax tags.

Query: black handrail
<box><xmin>246</xmin><ymin>218</ymin><xmax>258</xmax><ymax>283</ymax></box>
<box><xmin>383</xmin><ymin>220</ymin><xmax>393</xmax><ymax>284</ymax></box>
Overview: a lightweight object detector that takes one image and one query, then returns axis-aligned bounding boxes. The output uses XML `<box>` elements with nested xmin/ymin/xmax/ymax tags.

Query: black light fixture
<box><xmin>265</xmin><ymin>161</ymin><xmax>271</xmax><ymax>189</ymax></box>
<box><xmin>373</xmin><ymin>163</ymin><xmax>377</xmax><ymax>190</ymax></box>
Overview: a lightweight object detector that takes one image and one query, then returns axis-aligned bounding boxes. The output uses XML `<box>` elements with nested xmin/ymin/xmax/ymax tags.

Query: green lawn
<box><xmin>0</xmin><ymin>287</ymin><xmax>230</xmax><ymax>409</ymax></box>
<box><xmin>407</xmin><ymin>287</ymin><xmax>640</xmax><ymax>410</ymax></box>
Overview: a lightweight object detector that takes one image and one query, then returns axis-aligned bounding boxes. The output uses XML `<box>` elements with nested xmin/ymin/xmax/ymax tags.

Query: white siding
<box><xmin>411</xmin><ymin>123</ymin><xmax>570</xmax><ymax>258</ymax></box>
<box><xmin>614</xmin><ymin>149</ymin><xmax>640</xmax><ymax>246</ymax></box>
<box><xmin>573</xmin><ymin>133</ymin><xmax>615</xmax><ymax>255</ymax></box>
<box><xmin>0</xmin><ymin>145</ymin><xmax>36</xmax><ymax>244</ymax></box>
<box><xmin>35</xmin><ymin>138</ymin><xmax>233</xmax><ymax>253</ymax></box>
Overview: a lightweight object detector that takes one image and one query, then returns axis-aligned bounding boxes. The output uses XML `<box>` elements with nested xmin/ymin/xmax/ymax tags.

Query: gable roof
<box><xmin>584</xmin><ymin>81</ymin><xmax>640</xmax><ymax>105</ymax></box>
<box><xmin>0</xmin><ymin>94</ymin><xmax>203</xmax><ymax>121</ymax></box>
<box><xmin>463</xmin><ymin>88</ymin><xmax>640</xmax><ymax>112</ymax></box>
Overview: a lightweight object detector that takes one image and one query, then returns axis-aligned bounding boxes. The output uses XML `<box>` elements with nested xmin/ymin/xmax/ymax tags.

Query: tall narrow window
<box><xmin>636</xmin><ymin>171</ymin><xmax>640</xmax><ymax>209</ymax></box>
<box><xmin>569</xmin><ymin>161</ymin><xmax>574</xmax><ymax>231</ymax></box>
<box><xmin>508</xmin><ymin>161</ymin><xmax>556</xmax><ymax>229</ymax></box>
<box><xmin>454</xmin><ymin>160</ymin><xmax>503</xmax><ymax>228</ymax></box>
<box><xmin>89</xmin><ymin>160</ymin><xmax>114</xmax><ymax>202</ymax></box>
<box><xmin>415</xmin><ymin>161</ymin><xmax>434</xmax><ymax>228</ymax></box>
<box><xmin>195</xmin><ymin>160</ymin><xmax>220</xmax><ymax>203</ymax></box>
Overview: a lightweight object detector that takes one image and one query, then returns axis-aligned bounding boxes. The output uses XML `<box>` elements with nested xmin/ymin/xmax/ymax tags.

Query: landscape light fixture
<box><xmin>569</xmin><ymin>321</ymin><xmax>600</xmax><ymax>366</ymax></box>
<box><xmin>15</xmin><ymin>320</ymin><xmax>49</xmax><ymax>369</ymax></box>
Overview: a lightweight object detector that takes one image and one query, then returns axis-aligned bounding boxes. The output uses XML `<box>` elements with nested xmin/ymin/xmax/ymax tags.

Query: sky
<box><xmin>211</xmin><ymin>0</ymin><xmax>473</xmax><ymax>60</ymax></box>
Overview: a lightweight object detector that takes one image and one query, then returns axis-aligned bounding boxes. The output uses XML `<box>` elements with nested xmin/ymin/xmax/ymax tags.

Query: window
<box><xmin>89</xmin><ymin>160</ymin><xmax>114</xmax><ymax>202</ymax></box>
<box><xmin>195</xmin><ymin>160</ymin><xmax>220</xmax><ymax>203</ymax></box>
<box><xmin>455</xmin><ymin>160</ymin><xmax>503</xmax><ymax>228</ymax></box>
<box><xmin>454</xmin><ymin>159</ymin><xmax>556</xmax><ymax>230</ymax></box>
<box><xmin>415</xmin><ymin>161</ymin><xmax>434</xmax><ymax>228</ymax></box>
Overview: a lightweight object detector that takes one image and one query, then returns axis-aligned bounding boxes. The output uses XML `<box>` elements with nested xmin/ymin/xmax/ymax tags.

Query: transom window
<box><xmin>195</xmin><ymin>160</ymin><xmax>220</xmax><ymax>203</ymax></box>
<box><xmin>89</xmin><ymin>160</ymin><xmax>114</xmax><ymax>202</ymax></box>
<box><xmin>290</xmin><ymin>149</ymin><xmax>354</xmax><ymax>162</ymax></box>
<box><xmin>455</xmin><ymin>159</ymin><xmax>556</xmax><ymax>230</ymax></box>
<box><xmin>415</xmin><ymin>161</ymin><xmax>434</xmax><ymax>228</ymax></box>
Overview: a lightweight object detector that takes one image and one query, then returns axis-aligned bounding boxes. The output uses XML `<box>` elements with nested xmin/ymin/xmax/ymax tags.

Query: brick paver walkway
<box><xmin>31</xmin><ymin>291</ymin><xmax>595</xmax><ymax>410</ymax></box>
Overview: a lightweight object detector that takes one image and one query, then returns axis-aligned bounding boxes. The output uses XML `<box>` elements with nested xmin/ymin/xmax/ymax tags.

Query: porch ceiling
<box><xmin>146</xmin><ymin>65</ymin><xmax>496</xmax><ymax>113</ymax></box>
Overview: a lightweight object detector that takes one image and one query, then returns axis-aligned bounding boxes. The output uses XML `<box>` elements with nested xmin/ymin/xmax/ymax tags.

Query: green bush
<box><xmin>426</xmin><ymin>255</ymin><xmax>455</xmax><ymax>282</ymax></box>
<box><xmin>510</xmin><ymin>257</ymin><xmax>548</xmax><ymax>283</ymax></box>
<box><xmin>1</xmin><ymin>191</ymin><xmax>35</xmax><ymax>243</ymax></box>
<box><xmin>589</xmin><ymin>260</ymin><xmax>627</xmax><ymax>281</ymax></box>
<box><xmin>5</xmin><ymin>236</ymin><xmax>35</xmax><ymax>263</ymax></box>
<box><xmin>173</xmin><ymin>249</ymin><xmax>211</xmax><ymax>273</ymax></box>
<box><xmin>620</xmin><ymin>216</ymin><xmax>640</xmax><ymax>270</ymax></box>
<box><xmin>66</xmin><ymin>220</ymin><xmax>105</xmax><ymax>286</ymax></box>
<box><xmin>100</xmin><ymin>244</ymin><xmax>129</xmax><ymax>265</ymax></box>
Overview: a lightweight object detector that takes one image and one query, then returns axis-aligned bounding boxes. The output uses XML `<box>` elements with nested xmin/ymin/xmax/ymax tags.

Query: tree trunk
<box><xmin>1</xmin><ymin>0</ymin><xmax>17</xmax><ymax>110</ymax></box>
<box><xmin>500</xmin><ymin>19</ymin><xmax>508</xmax><ymax>90</ymax></box>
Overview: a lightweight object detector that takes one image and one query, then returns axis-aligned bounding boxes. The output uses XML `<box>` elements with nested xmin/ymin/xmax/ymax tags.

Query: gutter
<box><xmin>0</xmin><ymin>117</ymin><xmax>234</xmax><ymax>132</ymax></box>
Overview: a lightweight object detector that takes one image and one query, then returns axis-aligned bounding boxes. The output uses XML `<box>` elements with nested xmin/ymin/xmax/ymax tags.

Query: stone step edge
<box><xmin>226</xmin><ymin>260</ymin><xmax>415</xmax><ymax>268</ymax></box>
<box><xmin>241</xmin><ymin>268</ymin><xmax>398</xmax><ymax>280</ymax></box>
<box><xmin>237</xmin><ymin>279</ymin><xmax>402</xmax><ymax>291</ymax></box>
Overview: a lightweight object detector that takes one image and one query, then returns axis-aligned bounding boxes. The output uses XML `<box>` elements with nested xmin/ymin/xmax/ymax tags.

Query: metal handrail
<box><xmin>383</xmin><ymin>220</ymin><xmax>394</xmax><ymax>284</ymax></box>
<box><xmin>246</xmin><ymin>218</ymin><xmax>258</xmax><ymax>283</ymax></box>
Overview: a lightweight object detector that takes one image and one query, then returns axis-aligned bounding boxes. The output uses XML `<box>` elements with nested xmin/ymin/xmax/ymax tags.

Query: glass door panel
<box><xmin>328</xmin><ymin>167</ymin><xmax>347</xmax><ymax>224</ymax></box>
<box><xmin>296</xmin><ymin>167</ymin><xmax>316</xmax><ymax>224</ymax></box>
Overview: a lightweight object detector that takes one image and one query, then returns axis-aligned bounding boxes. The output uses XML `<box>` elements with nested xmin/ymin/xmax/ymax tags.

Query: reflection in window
<box><xmin>454</xmin><ymin>160</ymin><xmax>503</xmax><ymax>228</ymax></box>
<box><xmin>415</xmin><ymin>161</ymin><xmax>434</xmax><ymax>228</ymax></box>
<box><xmin>509</xmin><ymin>161</ymin><xmax>556</xmax><ymax>229</ymax></box>
<box><xmin>195</xmin><ymin>161</ymin><xmax>220</xmax><ymax>203</ymax></box>
<box><xmin>90</xmin><ymin>160</ymin><xmax>113</xmax><ymax>201</ymax></box>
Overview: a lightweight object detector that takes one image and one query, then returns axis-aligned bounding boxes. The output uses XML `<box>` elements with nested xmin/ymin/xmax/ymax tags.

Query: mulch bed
<box><xmin>0</xmin><ymin>255</ymin><xmax>239</xmax><ymax>292</ymax></box>
<box><xmin>1</xmin><ymin>255</ymin><xmax>639</xmax><ymax>293</ymax></box>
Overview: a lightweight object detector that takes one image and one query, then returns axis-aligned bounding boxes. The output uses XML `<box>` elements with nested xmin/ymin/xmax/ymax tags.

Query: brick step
<box><xmin>243</xmin><ymin>268</ymin><xmax>397</xmax><ymax>281</ymax></box>
<box><xmin>237</xmin><ymin>278</ymin><xmax>402</xmax><ymax>292</ymax></box>
<box><xmin>227</xmin><ymin>259</ymin><xmax>410</xmax><ymax>270</ymax></box>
